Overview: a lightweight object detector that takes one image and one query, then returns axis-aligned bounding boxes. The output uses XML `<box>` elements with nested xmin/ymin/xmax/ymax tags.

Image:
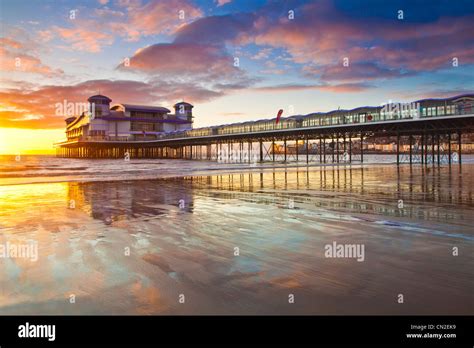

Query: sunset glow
<box><xmin>0</xmin><ymin>128</ymin><xmax>63</xmax><ymax>155</ymax></box>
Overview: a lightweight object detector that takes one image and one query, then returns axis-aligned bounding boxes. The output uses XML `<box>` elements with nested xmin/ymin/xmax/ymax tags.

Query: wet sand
<box><xmin>0</xmin><ymin>164</ymin><xmax>473</xmax><ymax>315</ymax></box>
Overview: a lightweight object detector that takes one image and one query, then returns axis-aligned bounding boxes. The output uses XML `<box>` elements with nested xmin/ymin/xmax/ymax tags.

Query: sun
<box><xmin>0</xmin><ymin>128</ymin><xmax>64</xmax><ymax>155</ymax></box>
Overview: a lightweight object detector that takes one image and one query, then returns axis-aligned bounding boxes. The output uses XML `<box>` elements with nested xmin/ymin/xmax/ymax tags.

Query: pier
<box><xmin>55</xmin><ymin>94</ymin><xmax>474</xmax><ymax>165</ymax></box>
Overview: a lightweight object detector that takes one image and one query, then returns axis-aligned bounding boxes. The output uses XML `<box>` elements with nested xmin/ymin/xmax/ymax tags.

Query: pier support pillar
<box><xmin>248</xmin><ymin>141</ymin><xmax>252</xmax><ymax>164</ymax></box>
<box><xmin>305</xmin><ymin>136</ymin><xmax>309</xmax><ymax>164</ymax></box>
<box><xmin>295</xmin><ymin>138</ymin><xmax>299</xmax><ymax>162</ymax></box>
<box><xmin>396</xmin><ymin>132</ymin><xmax>400</xmax><ymax>165</ymax></box>
<box><xmin>426</xmin><ymin>133</ymin><xmax>429</xmax><ymax>164</ymax></box>
<box><xmin>319</xmin><ymin>138</ymin><xmax>322</xmax><ymax>163</ymax></box>
<box><xmin>409</xmin><ymin>135</ymin><xmax>413</xmax><ymax>165</ymax></box>
<box><xmin>272</xmin><ymin>139</ymin><xmax>275</xmax><ymax>162</ymax></box>
<box><xmin>437</xmin><ymin>134</ymin><xmax>440</xmax><ymax>166</ymax></box>
<box><xmin>431</xmin><ymin>133</ymin><xmax>435</xmax><ymax>165</ymax></box>
<box><xmin>323</xmin><ymin>137</ymin><xmax>326</xmax><ymax>163</ymax></box>
<box><xmin>343</xmin><ymin>135</ymin><xmax>346</xmax><ymax>162</ymax></box>
<box><xmin>332</xmin><ymin>136</ymin><xmax>335</xmax><ymax>163</ymax></box>
<box><xmin>421</xmin><ymin>134</ymin><xmax>424</xmax><ymax>164</ymax></box>
<box><xmin>349</xmin><ymin>134</ymin><xmax>352</xmax><ymax>163</ymax></box>
<box><xmin>458</xmin><ymin>131</ymin><xmax>462</xmax><ymax>165</ymax></box>
<box><xmin>448</xmin><ymin>133</ymin><xmax>452</xmax><ymax>165</ymax></box>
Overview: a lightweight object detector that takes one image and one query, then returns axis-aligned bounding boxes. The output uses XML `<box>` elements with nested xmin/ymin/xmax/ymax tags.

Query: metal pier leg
<box><xmin>272</xmin><ymin>139</ymin><xmax>275</xmax><ymax>162</ymax></box>
<box><xmin>343</xmin><ymin>135</ymin><xmax>346</xmax><ymax>162</ymax></box>
<box><xmin>431</xmin><ymin>133</ymin><xmax>435</xmax><ymax>165</ymax></box>
<box><xmin>349</xmin><ymin>134</ymin><xmax>352</xmax><ymax>163</ymax></box>
<box><xmin>332</xmin><ymin>136</ymin><xmax>335</xmax><ymax>163</ymax></box>
<box><xmin>248</xmin><ymin>141</ymin><xmax>251</xmax><ymax>164</ymax></box>
<box><xmin>360</xmin><ymin>134</ymin><xmax>364</xmax><ymax>163</ymax></box>
<box><xmin>448</xmin><ymin>133</ymin><xmax>451</xmax><ymax>165</ymax></box>
<box><xmin>458</xmin><ymin>131</ymin><xmax>462</xmax><ymax>165</ymax></box>
<box><xmin>284</xmin><ymin>139</ymin><xmax>287</xmax><ymax>162</ymax></box>
<box><xmin>409</xmin><ymin>135</ymin><xmax>413</xmax><ymax>165</ymax></box>
<box><xmin>319</xmin><ymin>138</ymin><xmax>322</xmax><ymax>163</ymax></box>
<box><xmin>421</xmin><ymin>134</ymin><xmax>424</xmax><ymax>164</ymax></box>
<box><xmin>259</xmin><ymin>140</ymin><xmax>263</xmax><ymax>162</ymax></box>
<box><xmin>296</xmin><ymin>138</ymin><xmax>299</xmax><ymax>162</ymax></box>
<box><xmin>437</xmin><ymin>134</ymin><xmax>440</xmax><ymax>166</ymax></box>
<box><xmin>424</xmin><ymin>133</ymin><xmax>428</xmax><ymax>165</ymax></box>
<box><xmin>240</xmin><ymin>142</ymin><xmax>243</xmax><ymax>162</ymax></box>
<box><xmin>305</xmin><ymin>136</ymin><xmax>309</xmax><ymax>164</ymax></box>
<box><xmin>323</xmin><ymin>137</ymin><xmax>326</xmax><ymax>163</ymax></box>
<box><xmin>396</xmin><ymin>132</ymin><xmax>400</xmax><ymax>165</ymax></box>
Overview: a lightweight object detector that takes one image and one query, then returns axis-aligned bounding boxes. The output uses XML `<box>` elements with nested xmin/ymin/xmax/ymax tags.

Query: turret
<box><xmin>87</xmin><ymin>94</ymin><xmax>112</xmax><ymax>117</ymax></box>
<box><xmin>174</xmin><ymin>102</ymin><xmax>193</xmax><ymax>122</ymax></box>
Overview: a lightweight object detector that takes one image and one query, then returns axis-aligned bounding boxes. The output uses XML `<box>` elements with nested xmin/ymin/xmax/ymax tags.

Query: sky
<box><xmin>0</xmin><ymin>0</ymin><xmax>474</xmax><ymax>154</ymax></box>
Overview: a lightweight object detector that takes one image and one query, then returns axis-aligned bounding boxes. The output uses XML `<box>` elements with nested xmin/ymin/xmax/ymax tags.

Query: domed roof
<box><xmin>65</xmin><ymin>116</ymin><xmax>76</xmax><ymax>124</ymax></box>
<box><xmin>174</xmin><ymin>101</ymin><xmax>193</xmax><ymax>108</ymax></box>
<box><xmin>88</xmin><ymin>94</ymin><xmax>112</xmax><ymax>103</ymax></box>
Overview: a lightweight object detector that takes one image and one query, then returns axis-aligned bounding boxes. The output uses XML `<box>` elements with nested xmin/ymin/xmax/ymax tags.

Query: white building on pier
<box><xmin>65</xmin><ymin>95</ymin><xmax>193</xmax><ymax>142</ymax></box>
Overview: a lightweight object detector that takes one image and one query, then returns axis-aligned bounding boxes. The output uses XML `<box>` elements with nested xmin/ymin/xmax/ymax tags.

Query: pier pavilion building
<box><xmin>64</xmin><ymin>95</ymin><xmax>193</xmax><ymax>142</ymax></box>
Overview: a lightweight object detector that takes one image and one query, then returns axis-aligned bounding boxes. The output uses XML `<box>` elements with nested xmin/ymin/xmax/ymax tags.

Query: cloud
<box><xmin>119</xmin><ymin>43</ymin><xmax>238</xmax><ymax>78</ymax></box>
<box><xmin>242</xmin><ymin>0</ymin><xmax>474</xmax><ymax>85</ymax></box>
<box><xmin>38</xmin><ymin>0</ymin><xmax>202</xmax><ymax>51</ymax></box>
<box><xmin>0</xmin><ymin>37</ymin><xmax>63</xmax><ymax>76</ymax></box>
<box><xmin>0</xmin><ymin>38</ymin><xmax>23</xmax><ymax>49</ymax></box>
<box><xmin>117</xmin><ymin>42</ymin><xmax>256</xmax><ymax>100</ymax></box>
<box><xmin>116</xmin><ymin>13</ymin><xmax>259</xmax><ymax>102</ymax></box>
<box><xmin>0</xmin><ymin>78</ymin><xmax>228</xmax><ymax>129</ymax></box>
<box><xmin>53</xmin><ymin>25</ymin><xmax>114</xmax><ymax>52</ymax></box>
<box><xmin>216</xmin><ymin>0</ymin><xmax>232</xmax><ymax>7</ymax></box>
<box><xmin>252</xmin><ymin>82</ymin><xmax>371</xmax><ymax>93</ymax></box>
<box><xmin>173</xmin><ymin>13</ymin><xmax>255</xmax><ymax>45</ymax></box>
<box><xmin>251</xmin><ymin>47</ymin><xmax>272</xmax><ymax>60</ymax></box>
<box><xmin>109</xmin><ymin>0</ymin><xmax>203</xmax><ymax>41</ymax></box>
<box><xmin>304</xmin><ymin>61</ymin><xmax>408</xmax><ymax>83</ymax></box>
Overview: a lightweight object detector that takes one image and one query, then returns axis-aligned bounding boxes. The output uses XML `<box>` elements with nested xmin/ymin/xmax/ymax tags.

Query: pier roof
<box><xmin>116</xmin><ymin>104</ymin><xmax>171</xmax><ymax>113</ymax></box>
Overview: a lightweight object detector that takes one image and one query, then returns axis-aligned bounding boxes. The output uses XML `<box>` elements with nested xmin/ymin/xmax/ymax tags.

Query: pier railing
<box><xmin>153</xmin><ymin>106</ymin><xmax>473</xmax><ymax>141</ymax></box>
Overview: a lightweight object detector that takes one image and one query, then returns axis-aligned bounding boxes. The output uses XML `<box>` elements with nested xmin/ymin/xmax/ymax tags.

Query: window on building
<box><xmin>131</xmin><ymin>122</ymin><xmax>155</xmax><ymax>131</ymax></box>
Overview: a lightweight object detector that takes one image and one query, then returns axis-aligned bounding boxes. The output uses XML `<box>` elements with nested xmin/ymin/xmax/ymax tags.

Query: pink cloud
<box><xmin>117</xmin><ymin>41</ymin><xmax>256</xmax><ymax>97</ymax></box>
<box><xmin>216</xmin><ymin>0</ymin><xmax>232</xmax><ymax>7</ymax></box>
<box><xmin>0</xmin><ymin>38</ymin><xmax>63</xmax><ymax>76</ymax></box>
<box><xmin>110</xmin><ymin>0</ymin><xmax>203</xmax><ymax>41</ymax></box>
<box><xmin>39</xmin><ymin>0</ymin><xmax>202</xmax><ymax>51</ymax></box>
<box><xmin>119</xmin><ymin>43</ymin><xmax>235</xmax><ymax>77</ymax></box>
<box><xmin>0</xmin><ymin>78</ymin><xmax>225</xmax><ymax>129</ymax></box>
<box><xmin>241</xmin><ymin>0</ymin><xmax>474</xmax><ymax>84</ymax></box>
<box><xmin>252</xmin><ymin>83</ymin><xmax>370</xmax><ymax>93</ymax></box>
<box><xmin>53</xmin><ymin>25</ymin><xmax>114</xmax><ymax>52</ymax></box>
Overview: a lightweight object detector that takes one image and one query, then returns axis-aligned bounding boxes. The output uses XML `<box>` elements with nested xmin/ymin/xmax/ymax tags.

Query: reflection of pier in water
<box><xmin>65</xmin><ymin>165</ymin><xmax>472</xmax><ymax>226</ymax></box>
<box><xmin>67</xmin><ymin>179</ymin><xmax>195</xmax><ymax>224</ymax></box>
<box><xmin>185</xmin><ymin>165</ymin><xmax>473</xmax><ymax>223</ymax></box>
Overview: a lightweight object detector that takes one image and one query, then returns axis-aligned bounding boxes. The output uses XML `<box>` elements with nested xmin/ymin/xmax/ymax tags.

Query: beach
<box><xmin>0</xmin><ymin>156</ymin><xmax>473</xmax><ymax>315</ymax></box>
